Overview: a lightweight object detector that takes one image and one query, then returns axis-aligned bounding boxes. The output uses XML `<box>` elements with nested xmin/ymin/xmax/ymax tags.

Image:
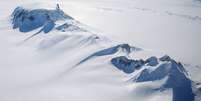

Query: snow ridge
<box><xmin>6</xmin><ymin>5</ymin><xmax>199</xmax><ymax>101</ymax></box>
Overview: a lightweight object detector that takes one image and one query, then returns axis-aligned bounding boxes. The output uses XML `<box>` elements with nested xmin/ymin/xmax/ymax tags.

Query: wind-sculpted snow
<box><xmin>76</xmin><ymin>44</ymin><xmax>141</xmax><ymax>66</ymax></box>
<box><xmin>2</xmin><ymin>3</ymin><xmax>200</xmax><ymax>101</ymax></box>
<box><xmin>69</xmin><ymin>37</ymin><xmax>196</xmax><ymax>101</ymax></box>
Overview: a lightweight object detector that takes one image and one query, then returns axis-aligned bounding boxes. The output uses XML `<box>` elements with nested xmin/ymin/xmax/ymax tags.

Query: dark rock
<box><xmin>146</xmin><ymin>56</ymin><xmax>159</xmax><ymax>66</ymax></box>
<box><xmin>111</xmin><ymin>56</ymin><xmax>145</xmax><ymax>74</ymax></box>
<box><xmin>135</xmin><ymin>59</ymin><xmax>145</xmax><ymax>69</ymax></box>
<box><xmin>159</xmin><ymin>55</ymin><xmax>171</xmax><ymax>62</ymax></box>
<box><xmin>11</xmin><ymin>5</ymin><xmax>72</xmax><ymax>34</ymax></box>
<box><xmin>111</xmin><ymin>56</ymin><xmax>135</xmax><ymax>73</ymax></box>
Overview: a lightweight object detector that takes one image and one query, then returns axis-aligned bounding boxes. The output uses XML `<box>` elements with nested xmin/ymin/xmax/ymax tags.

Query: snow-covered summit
<box><xmin>139</xmin><ymin>60</ymin><xmax>194</xmax><ymax>101</ymax></box>
<box><xmin>11</xmin><ymin>5</ymin><xmax>88</xmax><ymax>42</ymax></box>
<box><xmin>11</xmin><ymin>4</ymin><xmax>71</xmax><ymax>33</ymax></box>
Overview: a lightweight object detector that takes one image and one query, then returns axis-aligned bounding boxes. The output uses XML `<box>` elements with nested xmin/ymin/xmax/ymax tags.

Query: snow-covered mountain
<box><xmin>0</xmin><ymin>0</ymin><xmax>201</xmax><ymax>101</ymax></box>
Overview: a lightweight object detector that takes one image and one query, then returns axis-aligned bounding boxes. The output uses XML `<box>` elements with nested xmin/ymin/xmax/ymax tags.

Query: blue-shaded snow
<box><xmin>135</xmin><ymin>63</ymin><xmax>171</xmax><ymax>82</ymax></box>
<box><xmin>43</xmin><ymin>21</ymin><xmax>55</xmax><ymax>33</ymax></box>
<box><xmin>111</xmin><ymin>55</ymin><xmax>194</xmax><ymax>101</ymax></box>
<box><xmin>164</xmin><ymin>60</ymin><xmax>194</xmax><ymax>101</ymax></box>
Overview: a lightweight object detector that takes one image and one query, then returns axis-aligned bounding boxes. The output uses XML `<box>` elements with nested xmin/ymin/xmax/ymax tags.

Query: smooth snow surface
<box><xmin>0</xmin><ymin>0</ymin><xmax>201</xmax><ymax>101</ymax></box>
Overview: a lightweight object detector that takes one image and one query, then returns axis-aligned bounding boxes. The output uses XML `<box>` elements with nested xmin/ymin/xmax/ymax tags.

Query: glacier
<box><xmin>0</xmin><ymin>1</ymin><xmax>201</xmax><ymax>101</ymax></box>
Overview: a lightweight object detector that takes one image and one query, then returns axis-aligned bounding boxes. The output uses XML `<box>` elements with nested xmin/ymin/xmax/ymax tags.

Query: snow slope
<box><xmin>58</xmin><ymin>0</ymin><xmax>201</xmax><ymax>65</ymax></box>
<box><xmin>0</xmin><ymin>0</ymin><xmax>201</xmax><ymax>101</ymax></box>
